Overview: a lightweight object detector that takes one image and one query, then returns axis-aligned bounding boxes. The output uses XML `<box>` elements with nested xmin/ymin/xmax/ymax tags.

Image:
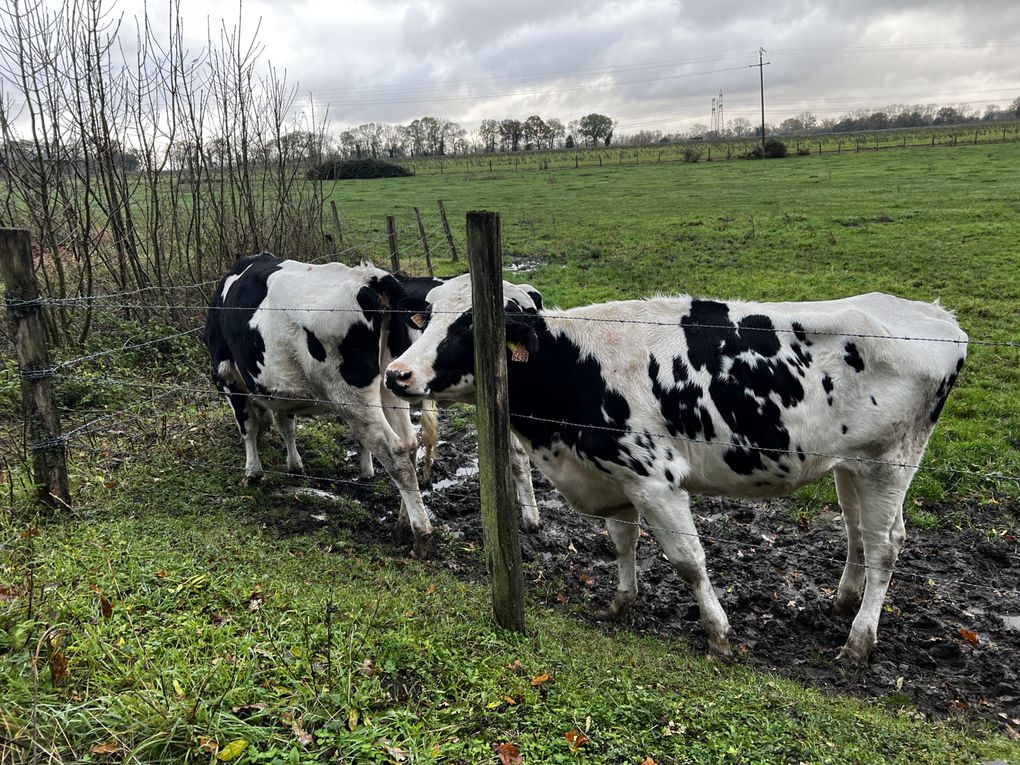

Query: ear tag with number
<box><xmin>508</xmin><ymin>342</ymin><xmax>529</xmax><ymax>362</ymax></box>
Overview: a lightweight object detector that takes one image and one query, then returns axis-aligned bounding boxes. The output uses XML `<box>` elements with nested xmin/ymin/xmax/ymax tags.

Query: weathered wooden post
<box><xmin>386</xmin><ymin>215</ymin><xmax>400</xmax><ymax>273</ymax></box>
<box><xmin>413</xmin><ymin>207</ymin><xmax>433</xmax><ymax>277</ymax></box>
<box><xmin>330</xmin><ymin>201</ymin><xmax>344</xmax><ymax>247</ymax></box>
<box><xmin>0</xmin><ymin>229</ymin><xmax>71</xmax><ymax>508</ymax></box>
<box><xmin>438</xmin><ymin>201</ymin><xmax>458</xmax><ymax>262</ymax></box>
<box><xmin>466</xmin><ymin>211</ymin><xmax>525</xmax><ymax>633</ymax></box>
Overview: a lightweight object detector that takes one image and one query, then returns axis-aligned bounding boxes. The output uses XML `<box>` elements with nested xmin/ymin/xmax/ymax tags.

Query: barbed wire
<box><xmin>69</xmin><ymin>442</ymin><xmax>1020</xmax><ymax>599</ymax></box>
<box><xmin>31</xmin><ymin>371</ymin><xmax>1020</xmax><ymax>486</ymax></box>
<box><xmin>10</xmin><ymin>298</ymin><xmax>1014</xmax><ymax>348</ymax></box>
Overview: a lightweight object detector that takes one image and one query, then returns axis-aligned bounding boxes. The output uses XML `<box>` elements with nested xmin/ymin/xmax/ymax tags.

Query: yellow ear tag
<box><xmin>508</xmin><ymin>342</ymin><xmax>529</xmax><ymax>362</ymax></box>
<box><xmin>410</xmin><ymin>313</ymin><xmax>426</xmax><ymax>328</ymax></box>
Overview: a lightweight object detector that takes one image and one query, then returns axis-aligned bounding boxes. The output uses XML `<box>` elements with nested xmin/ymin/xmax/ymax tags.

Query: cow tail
<box><xmin>421</xmin><ymin>398</ymin><xmax>439</xmax><ymax>482</ymax></box>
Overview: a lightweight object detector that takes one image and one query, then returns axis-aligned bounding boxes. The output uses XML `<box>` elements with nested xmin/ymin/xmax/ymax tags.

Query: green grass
<box><xmin>2</xmin><ymin>439</ymin><xmax>1018</xmax><ymax>764</ymax></box>
<box><xmin>326</xmin><ymin>141</ymin><xmax>1020</xmax><ymax>507</ymax></box>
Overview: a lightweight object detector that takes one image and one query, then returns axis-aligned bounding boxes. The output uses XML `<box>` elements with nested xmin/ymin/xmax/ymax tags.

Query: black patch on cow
<box><xmin>822</xmin><ymin>374</ymin><xmax>834</xmax><ymax>405</ymax></box>
<box><xmin>204</xmin><ymin>253</ymin><xmax>284</xmax><ymax>393</ymax></box>
<box><xmin>871</xmin><ymin>395</ymin><xmax>878</xmax><ymax>406</ymax></box>
<box><xmin>505</xmin><ymin>320</ymin><xmax>636</xmax><ymax>474</ymax></box>
<box><xmin>841</xmin><ymin>424</ymin><xmax>848</xmax><ymax>434</ymax></box>
<box><xmin>791</xmin><ymin>321</ymin><xmax>812</xmax><ymax>346</ymax></box>
<box><xmin>387</xmin><ymin>275</ymin><xmax>442</xmax><ymax>360</ymax></box>
<box><xmin>304</xmin><ymin>328</ymin><xmax>327</xmax><ymax>362</ymax></box>
<box><xmin>428</xmin><ymin>311</ymin><xmax>476</xmax><ymax>394</ymax></box>
<box><xmin>337</xmin><ymin>287</ymin><xmax>384</xmax><ymax>388</ymax></box>
<box><xmin>929</xmin><ymin>358</ymin><xmax>965</xmax><ymax>423</ymax></box>
<box><xmin>796</xmin><ymin>445</ymin><xmax>806</xmax><ymax>462</ymax></box>
<box><xmin>665</xmin><ymin>468</ymin><xmax>674</xmax><ymax>485</ymax></box>
<box><xmin>843</xmin><ymin>342</ymin><xmax>865</xmax><ymax>373</ymax></box>
<box><xmin>681</xmin><ymin>301</ymin><xmax>806</xmax><ymax>475</ymax></box>
<box><xmin>648</xmin><ymin>354</ymin><xmax>716</xmax><ymax>442</ymax></box>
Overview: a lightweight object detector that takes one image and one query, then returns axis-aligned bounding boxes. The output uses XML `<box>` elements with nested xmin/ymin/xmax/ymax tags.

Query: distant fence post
<box><xmin>414</xmin><ymin>207</ymin><xmax>433</xmax><ymax>277</ymax></box>
<box><xmin>465</xmin><ymin>210</ymin><xmax>525</xmax><ymax>633</ymax></box>
<box><xmin>386</xmin><ymin>215</ymin><xmax>400</xmax><ymax>272</ymax></box>
<box><xmin>0</xmin><ymin>229</ymin><xmax>71</xmax><ymax>509</ymax></box>
<box><xmin>330</xmin><ymin>201</ymin><xmax>344</xmax><ymax>247</ymax></box>
<box><xmin>438</xmin><ymin>200</ymin><xmax>458</xmax><ymax>262</ymax></box>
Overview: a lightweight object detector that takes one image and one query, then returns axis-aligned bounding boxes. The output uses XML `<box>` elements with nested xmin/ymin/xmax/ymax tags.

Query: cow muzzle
<box><xmin>385</xmin><ymin>364</ymin><xmax>417</xmax><ymax>397</ymax></box>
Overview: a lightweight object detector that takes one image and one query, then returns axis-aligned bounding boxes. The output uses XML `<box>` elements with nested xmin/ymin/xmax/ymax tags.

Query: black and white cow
<box><xmin>204</xmin><ymin>253</ymin><xmax>432</xmax><ymax>556</ymax></box>
<box><xmin>385</xmin><ymin>274</ymin><xmax>968</xmax><ymax>664</ymax></box>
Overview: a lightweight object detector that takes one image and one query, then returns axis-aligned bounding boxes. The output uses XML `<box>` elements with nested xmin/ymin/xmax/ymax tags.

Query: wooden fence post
<box><xmin>0</xmin><ymin>229</ymin><xmax>71</xmax><ymax>509</ymax></box>
<box><xmin>414</xmin><ymin>207</ymin><xmax>433</xmax><ymax>277</ymax></box>
<box><xmin>438</xmin><ymin>200</ymin><xmax>458</xmax><ymax>262</ymax></box>
<box><xmin>330</xmin><ymin>201</ymin><xmax>344</xmax><ymax>247</ymax></box>
<box><xmin>465</xmin><ymin>211</ymin><xmax>525</xmax><ymax>633</ymax></box>
<box><xmin>386</xmin><ymin>215</ymin><xmax>400</xmax><ymax>273</ymax></box>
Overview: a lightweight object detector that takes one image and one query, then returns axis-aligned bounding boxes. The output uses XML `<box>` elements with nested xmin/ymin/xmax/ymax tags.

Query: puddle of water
<box><xmin>1001</xmin><ymin>614</ymin><xmax>1020</xmax><ymax>632</ymax></box>
<box><xmin>455</xmin><ymin>459</ymin><xmax>479</xmax><ymax>478</ymax></box>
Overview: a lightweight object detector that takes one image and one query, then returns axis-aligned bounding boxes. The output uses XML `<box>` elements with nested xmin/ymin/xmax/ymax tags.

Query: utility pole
<box><xmin>750</xmin><ymin>47</ymin><xmax>770</xmax><ymax>153</ymax></box>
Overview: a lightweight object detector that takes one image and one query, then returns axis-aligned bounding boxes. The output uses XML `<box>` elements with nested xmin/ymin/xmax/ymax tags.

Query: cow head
<box><xmin>385</xmin><ymin>274</ymin><xmax>541</xmax><ymax>402</ymax></box>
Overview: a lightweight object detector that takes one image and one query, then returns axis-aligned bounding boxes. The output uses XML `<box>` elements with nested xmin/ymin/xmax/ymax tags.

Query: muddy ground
<box><xmin>269</xmin><ymin>413</ymin><xmax>1020</xmax><ymax>732</ymax></box>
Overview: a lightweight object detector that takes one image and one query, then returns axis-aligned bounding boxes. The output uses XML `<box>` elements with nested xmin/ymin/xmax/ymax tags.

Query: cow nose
<box><xmin>386</xmin><ymin>367</ymin><xmax>412</xmax><ymax>389</ymax></box>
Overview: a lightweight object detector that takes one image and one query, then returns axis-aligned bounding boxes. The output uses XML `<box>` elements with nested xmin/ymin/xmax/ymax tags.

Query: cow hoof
<box><xmin>359</xmin><ymin>468</ymin><xmax>375</xmax><ymax>480</ymax></box>
<box><xmin>240</xmin><ymin>473</ymin><xmax>262</xmax><ymax>487</ymax></box>
<box><xmin>832</xmin><ymin>598</ymin><xmax>859</xmax><ymax>617</ymax></box>
<box><xmin>412</xmin><ymin>534</ymin><xmax>433</xmax><ymax>560</ymax></box>
<box><xmin>597</xmin><ymin>594</ymin><xmax>634</xmax><ymax>622</ymax></box>
<box><xmin>836</xmin><ymin>644</ymin><xmax>870</xmax><ymax>667</ymax></box>
<box><xmin>287</xmin><ymin>463</ymin><xmax>305</xmax><ymax>475</ymax></box>
<box><xmin>708</xmin><ymin>638</ymin><xmax>734</xmax><ymax>664</ymax></box>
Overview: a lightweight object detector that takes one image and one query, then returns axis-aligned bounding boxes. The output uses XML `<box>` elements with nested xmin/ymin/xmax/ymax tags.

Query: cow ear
<box><xmin>371</xmin><ymin>274</ymin><xmax>406</xmax><ymax>310</ymax></box>
<box><xmin>515</xmin><ymin>283</ymin><xmax>543</xmax><ymax>312</ymax></box>
<box><xmin>397</xmin><ymin>296</ymin><xmax>430</xmax><ymax>330</ymax></box>
<box><xmin>505</xmin><ymin>314</ymin><xmax>539</xmax><ymax>363</ymax></box>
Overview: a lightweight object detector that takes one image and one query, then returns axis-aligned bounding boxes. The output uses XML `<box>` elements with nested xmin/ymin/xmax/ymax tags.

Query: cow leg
<box><xmin>276</xmin><ymin>413</ymin><xmax>304</xmax><ymax>474</ymax></box>
<box><xmin>833</xmin><ymin>467</ymin><xmax>865</xmax><ymax>615</ymax></box>
<box><xmin>599</xmin><ymin>508</ymin><xmax>640</xmax><ymax>621</ymax></box>
<box><xmin>380</xmin><ymin>389</ymin><xmax>416</xmax><ymax>529</ymax></box>
<box><xmin>634</xmin><ymin>486</ymin><xmax>732</xmax><ymax>661</ymax></box>
<box><xmin>347</xmin><ymin>410</ymin><xmax>432</xmax><ymax>558</ymax></box>
<box><xmin>837</xmin><ymin>468</ymin><xmax>911</xmax><ymax>665</ymax></box>
<box><xmin>223</xmin><ymin>388</ymin><xmax>263</xmax><ymax>485</ymax></box>
<box><xmin>511</xmin><ymin>435</ymin><xmax>541</xmax><ymax>532</ymax></box>
<box><xmin>358</xmin><ymin>448</ymin><xmax>375</xmax><ymax>480</ymax></box>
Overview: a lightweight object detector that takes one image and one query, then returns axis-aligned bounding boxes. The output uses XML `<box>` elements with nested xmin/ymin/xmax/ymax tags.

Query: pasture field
<box><xmin>328</xmin><ymin>140</ymin><xmax>1020</xmax><ymax>506</ymax></box>
<box><xmin>396</xmin><ymin>122</ymin><xmax>1020</xmax><ymax>176</ymax></box>
<box><xmin>2</xmin><ymin>141</ymin><xmax>1020</xmax><ymax>763</ymax></box>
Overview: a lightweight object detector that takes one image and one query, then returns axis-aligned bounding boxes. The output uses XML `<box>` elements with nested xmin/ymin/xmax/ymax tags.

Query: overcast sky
<box><xmin>105</xmin><ymin>0</ymin><xmax>1020</xmax><ymax>134</ymax></box>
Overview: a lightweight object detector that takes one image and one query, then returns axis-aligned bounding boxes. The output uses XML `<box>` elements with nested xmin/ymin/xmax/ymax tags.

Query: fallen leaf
<box><xmin>155</xmin><ymin>570</ymin><xmax>167</xmax><ymax>578</ymax></box>
<box><xmin>506</xmin><ymin>659</ymin><xmax>524</xmax><ymax>672</ymax></box>
<box><xmin>89</xmin><ymin>742</ymin><xmax>122</xmax><ymax>756</ymax></box>
<box><xmin>495</xmin><ymin>742</ymin><xmax>523</xmax><ymax>765</ymax></box>
<box><xmin>50</xmin><ymin>648</ymin><xmax>69</xmax><ymax>685</ymax></box>
<box><xmin>197</xmin><ymin>737</ymin><xmax>218</xmax><ymax>754</ymax></box>
<box><xmin>503</xmin><ymin>695</ymin><xmax>516</xmax><ymax>705</ymax></box>
<box><xmin>579</xmin><ymin>573</ymin><xmax>594</xmax><ymax>585</ymax></box>
<box><xmin>292</xmin><ymin>719</ymin><xmax>313</xmax><ymax>746</ymax></box>
<box><xmin>530</xmin><ymin>673</ymin><xmax>552</xmax><ymax>686</ymax></box>
<box><xmin>215</xmin><ymin>739</ymin><xmax>247</xmax><ymax>761</ymax></box>
<box><xmin>382</xmin><ymin>743</ymin><xmax>408</xmax><ymax>762</ymax></box>
<box><xmin>347</xmin><ymin>707</ymin><xmax>360</xmax><ymax>731</ymax></box>
<box><xmin>361</xmin><ymin>658</ymin><xmax>376</xmax><ymax>677</ymax></box>
<box><xmin>565</xmin><ymin>728</ymin><xmax>589</xmax><ymax>752</ymax></box>
<box><xmin>425</xmin><ymin>583</ymin><xmax>437</xmax><ymax>596</ymax></box>
<box><xmin>958</xmin><ymin>627</ymin><xmax>980</xmax><ymax>646</ymax></box>
<box><xmin>0</xmin><ymin>585</ymin><xmax>20</xmax><ymax>600</ymax></box>
<box><xmin>640</xmin><ymin>758</ymin><xmax>657</xmax><ymax>765</ymax></box>
<box><xmin>99</xmin><ymin>592</ymin><xmax>114</xmax><ymax>619</ymax></box>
